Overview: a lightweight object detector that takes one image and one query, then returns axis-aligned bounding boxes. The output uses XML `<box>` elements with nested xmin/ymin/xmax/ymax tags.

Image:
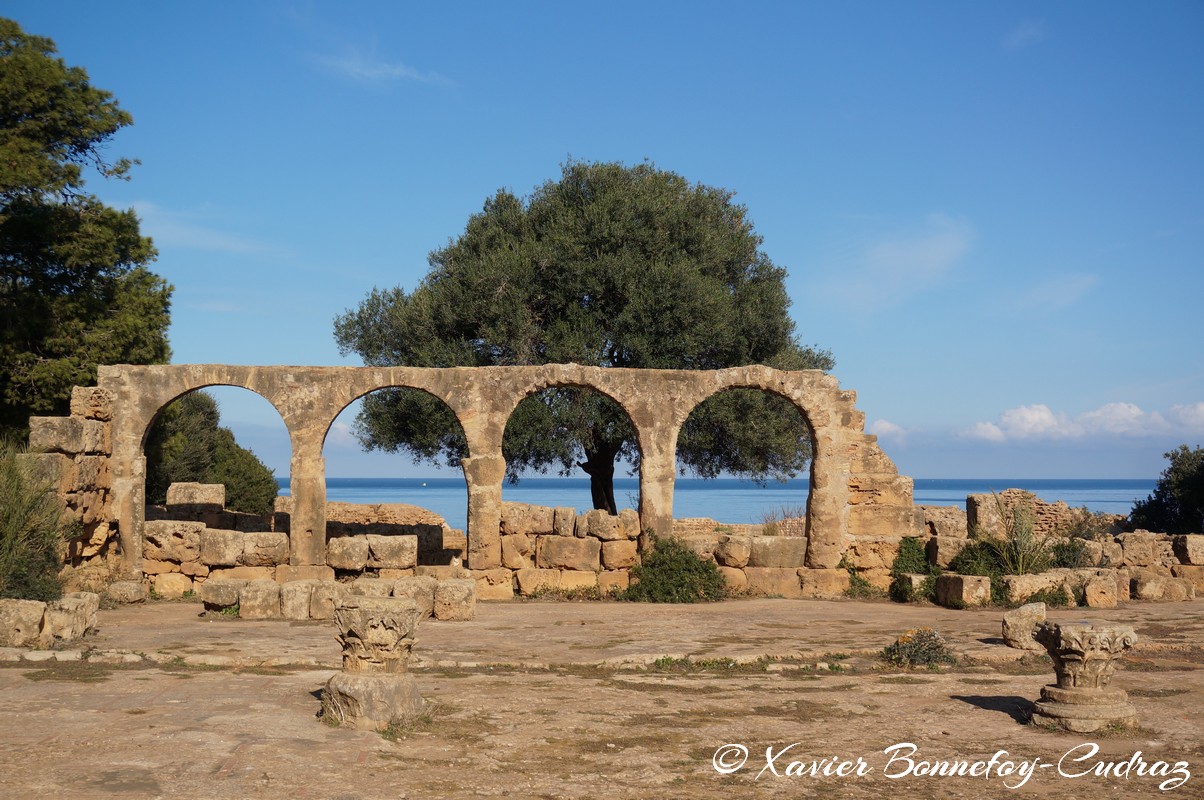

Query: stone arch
<box><xmin>672</xmin><ymin>382</ymin><xmax>817</xmax><ymax>541</ymax></box>
<box><xmin>498</xmin><ymin>380</ymin><xmax>644</xmax><ymax>516</ymax></box>
<box><xmin>83</xmin><ymin>363</ymin><xmax>918</xmax><ymax>577</ymax></box>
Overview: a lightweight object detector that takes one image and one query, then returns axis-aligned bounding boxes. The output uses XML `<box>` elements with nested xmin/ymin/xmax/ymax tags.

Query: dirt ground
<box><xmin>1</xmin><ymin>597</ymin><xmax>1202</xmax><ymax>799</ymax></box>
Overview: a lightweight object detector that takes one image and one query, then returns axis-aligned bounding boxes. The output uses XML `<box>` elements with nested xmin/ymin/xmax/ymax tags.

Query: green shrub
<box><xmin>845</xmin><ymin>569</ymin><xmax>885</xmax><ymax>600</ymax></box>
<box><xmin>1026</xmin><ymin>585</ymin><xmax>1073</xmax><ymax>608</ymax></box>
<box><xmin>1051</xmin><ymin>538</ymin><xmax>1092</xmax><ymax>569</ymax></box>
<box><xmin>0</xmin><ymin>441</ymin><xmax>69</xmax><ymax>601</ymax></box>
<box><xmin>888</xmin><ymin>537</ymin><xmax>938</xmax><ymax>602</ymax></box>
<box><xmin>620</xmin><ymin>533</ymin><xmax>726</xmax><ymax>603</ymax></box>
<box><xmin>881</xmin><ymin>628</ymin><xmax>957</xmax><ymax>669</ymax></box>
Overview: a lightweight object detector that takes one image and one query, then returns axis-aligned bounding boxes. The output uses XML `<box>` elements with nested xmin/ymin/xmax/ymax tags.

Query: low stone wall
<box><xmin>967</xmin><ymin>488</ymin><xmax>1125</xmax><ymax>538</ymax></box>
<box><xmin>195</xmin><ymin>574</ymin><xmax>476</xmax><ymax>622</ymax></box>
<box><xmin>0</xmin><ymin>592</ymin><xmax>100</xmax><ymax>648</ymax></box>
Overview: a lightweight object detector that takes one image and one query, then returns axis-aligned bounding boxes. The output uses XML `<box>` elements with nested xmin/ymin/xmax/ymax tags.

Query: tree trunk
<box><xmin>578</xmin><ymin>442</ymin><xmax>619</xmax><ymax>515</ymax></box>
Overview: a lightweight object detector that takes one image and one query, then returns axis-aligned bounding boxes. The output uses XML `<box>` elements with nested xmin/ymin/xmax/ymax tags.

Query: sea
<box><xmin>277</xmin><ymin>477</ymin><xmax>1155</xmax><ymax>532</ymax></box>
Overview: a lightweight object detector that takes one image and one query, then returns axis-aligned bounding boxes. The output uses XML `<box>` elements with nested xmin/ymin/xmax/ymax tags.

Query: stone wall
<box><xmin>967</xmin><ymin>488</ymin><xmax>1125</xmax><ymax>538</ymax></box>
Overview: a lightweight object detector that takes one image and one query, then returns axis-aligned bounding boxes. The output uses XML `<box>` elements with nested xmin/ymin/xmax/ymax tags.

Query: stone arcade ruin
<box><xmin>24</xmin><ymin>363</ymin><xmax>920</xmax><ymax>599</ymax></box>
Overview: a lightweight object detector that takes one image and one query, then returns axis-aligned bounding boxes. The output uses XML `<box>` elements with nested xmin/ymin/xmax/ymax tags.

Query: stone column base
<box><xmin>320</xmin><ymin>672</ymin><xmax>425</xmax><ymax>731</ymax></box>
<box><xmin>1031</xmin><ymin>685</ymin><xmax>1138</xmax><ymax>733</ymax></box>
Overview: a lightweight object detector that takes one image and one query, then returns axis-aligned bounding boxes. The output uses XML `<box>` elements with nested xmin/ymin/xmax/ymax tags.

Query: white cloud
<box><xmin>313</xmin><ymin>49</ymin><xmax>451</xmax><ymax>85</ymax></box>
<box><xmin>963</xmin><ymin>401</ymin><xmax>1189</xmax><ymax>442</ymax></box>
<box><xmin>825</xmin><ymin>213</ymin><xmax>974</xmax><ymax>311</ymax></box>
<box><xmin>965</xmin><ymin>422</ymin><xmax>1006</xmax><ymax>443</ymax></box>
<box><xmin>325</xmin><ymin>420</ymin><xmax>360</xmax><ymax>449</ymax></box>
<box><xmin>1014</xmin><ymin>273</ymin><xmax>1098</xmax><ymax>312</ymax></box>
<box><xmin>1170</xmin><ymin>402</ymin><xmax>1204</xmax><ymax>430</ymax></box>
<box><xmin>134</xmin><ymin>201</ymin><xmax>279</xmax><ymax>255</ymax></box>
<box><xmin>1002</xmin><ymin>20</ymin><xmax>1047</xmax><ymax>51</ymax></box>
<box><xmin>870</xmin><ymin>419</ymin><xmax>909</xmax><ymax>442</ymax></box>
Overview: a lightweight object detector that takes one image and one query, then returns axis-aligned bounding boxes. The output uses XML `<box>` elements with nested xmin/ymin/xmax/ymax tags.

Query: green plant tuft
<box><xmin>882</xmin><ymin>628</ymin><xmax>957</xmax><ymax>669</ymax></box>
<box><xmin>620</xmin><ymin>533</ymin><xmax>726</xmax><ymax>603</ymax></box>
<box><xmin>0</xmin><ymin>441</ymin><xmax>69</xmax><ymax>601</ymax></box>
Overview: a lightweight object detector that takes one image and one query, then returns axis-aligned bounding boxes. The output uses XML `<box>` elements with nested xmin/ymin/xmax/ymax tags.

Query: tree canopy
<box><xmin>1129</xmin><ymin>444</ymin><xmax>1204</xmax><ymax>534</ymax></box>
<box><xmin>0</xmin><ymin>17</ymin><xmax>171</xmax><ymax>438</ymax></box>
<box><xmin>335</xmin><ymin>160</ymin><xmax>833</xmax><ymax>512</ymax></box>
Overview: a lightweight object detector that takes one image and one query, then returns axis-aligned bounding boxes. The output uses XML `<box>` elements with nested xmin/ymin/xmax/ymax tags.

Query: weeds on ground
<box><xmin>380</xmin><ymin>702</ymin><xmax>440</xmax><ymax>741</ymax></box>
<box><xmin>881</xmin><ymin>628</ymin><xmax>957</xmax><ymax>669</ymax></box>
<box><xmin>760</xmin><ymin>505</ymin><xmax>807</xmax><ymax>537</ymax></box>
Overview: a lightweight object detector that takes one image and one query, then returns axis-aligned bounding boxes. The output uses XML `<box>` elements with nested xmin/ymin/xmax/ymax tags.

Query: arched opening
<box><xmin>674</xmin><ymin>386</ymin><xmax>815</xmax><ymax>540</ymax></box>
<box><xmin>321</xmin><ymin>387</ymin><xmax>469</xmax><ymax>567</ymax></box>
<box><xmin>143</xmin><ymin>385</ymin><xmax>287</xmax><ymax>518</ymax></box>
<box><xmin>139</xmin><ymin>385</ymin><xmax>289</xmax><ymax>595</ymax></box>
<box><xmin>500</xmin><ymin>384</ymin><xmax>641</xmax><ymax>517</ymax></box>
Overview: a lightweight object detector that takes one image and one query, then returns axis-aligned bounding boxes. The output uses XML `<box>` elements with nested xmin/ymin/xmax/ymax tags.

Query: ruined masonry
<box><xmin>23</xmin><ymin>364</ymin><xmax>920</xmax><ymax>592</ymax></box>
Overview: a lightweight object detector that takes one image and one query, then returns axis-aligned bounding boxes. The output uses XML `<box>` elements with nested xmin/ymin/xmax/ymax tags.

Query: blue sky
<box><xmin>9</xmin><ymin>2</ymin><xmax>1204</xmax><ymax>480</ymax></box>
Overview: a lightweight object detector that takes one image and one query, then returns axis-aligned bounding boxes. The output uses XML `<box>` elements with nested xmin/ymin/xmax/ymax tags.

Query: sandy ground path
<box><xmin>1</xmin><ymin>597</ymin><xmax>1202</xmax><ymax>799</ymax></box>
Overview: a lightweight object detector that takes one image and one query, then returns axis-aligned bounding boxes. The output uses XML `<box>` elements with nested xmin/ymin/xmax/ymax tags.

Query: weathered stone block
<box><xmin>926</xmin><ymin>536</ymin><xmax>967</xmax><ymax>569</ymax></box>
<box><xmin>842</xmin><ymin>536</ymin><xmax>900</xmax><ymax>571</ymax></box>
<box><xmin>166</xmin><ymin>482</ymin><xmax>225</xmax><ymax>508</ymax></box>
<box><xmin>239</xmin><ymin>579</ymin><xmax>281</xmax><ymax>619</ymax></box>
<box><xmin>618</xmin><ymin>508</ymin><xmax>642</xmax><ymax>540</ymax></box>
<box><xmin>501</xmin><ymin>533</ymin><xmax>533</xmax><ymax>570</ymax></box>
<box><xmin>105</xmin><ymin>581</ymin><xmax>147</xmax><ymax>604</ymax></box>
<box><xmin>1173</xmin><ymin>535</ymin><xmax>1204</xmax><ymax>566</ymax></box>
<box><xmin>208</xmin><ymin>566</ymin><xmax>275</xmax><ymax>581</ymax></box>
<box><xmin>143</xmin><ymin>520</ymin><xmax>203</xmax><ymax>563</ymax></box>
<box><xmin>28</xmin><ymin>416</ymin><xmax>83</xmax><ymax>454</ymax></box>
<box><xmin>744</xmin><ymin>567</ymin><xmax>804</xmax><ymax>598</ymax></box>
<box><xmin>1084</xmin><ymin>575</ymin><xmax>1118</xmax><ymax>608</ymax></box>
<box><xmin>199</xmin><ymin>529</ymin><xmax>244</xmax><ymax>566</ymax></box>
<box><xmin>857</xmin><ymin>568</ymin><xmax>893</xmax><ymax>591</ymax></box>
<box><xmin>15</xmin><ymin>452</ymin><xmax>71</xmax><ymax>494</ymax></box>
<box><xmin>1117</xmin><ymin>531</ymin><xmax>1157</xmax><ymax>567</ymax></box>
<box><xmin>601</xmin><ymin>539</ymin><xmax>639</xmax><ymax>570</ymax></box>
<box><xmin>0</xmin><ymin>599</ymin><xmax>46</xmax><ymax>647</ymax></box>
<box><xmin>713</xmin><ymin>535</ymin><xmax>751</xmax><ymax>568</ymax></box>
<box><xmin>377</xmin><ymin>568</ymin><xmax>415</xmax><ymax>580</ymax></box>
<box><xmin>348</xmin><ymin>578</ymin><xmax>394</xmax><ymax>597</ymax></box>
<box><xmin>309</xmin><ymin>581</ymin><xmax>344</xmax><ymax>620</ymax></box>
<box><xmin>1171</xmin><ymin>564</ymin><xmax>1204</xmax><ymax>593</ymax></box>
<box><xmin>79</xmin><ymin>419</ymin><xmax>110</xmax><ymax>455</ymax></box>
<box><xmin>598</xmin><ymin>570</ymin><xmax>630</xmax><ymax>594</ymax></box>
<box><xmin>560</xmin><ymin>570</ymin><xmax>599</xmax><ymax>592</ymax></box>
<box><xmin>717</xmin><ymin>566</ymin><xmax>747</xmax><ymax>592</ymax></box>
<box><xmin>515</xmin><ymin>568</ymin><xmax>560</xmax><ymax>595</ymax></box>
<box><xmin>553</xmin><ymin>506</ymin><xmax>576</xmax><ymax>537</ymax></box>
<box><xmin>140</xmin><ymin>558</ymin><xmax>179</xmax><ymax>575</ymax></box>
<box><xmin>152</xmin><ymin>572</ymin><xmax>193</xmax><ymax>599</ymax></box>
<box><xmin>179</xmin><ymin>561</ymin><xmax>209</xmax><ymax>577</ymax></box>
<box><xmin>280</xmin><ymin>580</ymin><xmax>319</xmax><ymax>620</ymax></box>
<box><xmin>919</xmin><ymin>505</ymin><xmax>968</xmax><ymax>538</ymax></box>
<box><xmin>392</xmin><ymin>576</ymin><xmax>438</xmax><ymax>618</ymax></box>
<box><xmin>747</xmin><ymin>536</ymin><xmax>809</xmax><ymax>568</ymax></box>
<box><xmin>433</xmin><ymin>579</ymin><xmax>476</xmax><ymax>621</ymax></box>
<box><xmin>70</xmin><ymin>385</ymin><xmax>113</xmax><ymax>421</ymax></box>
<box><xmin>241</xmin><ymin>531</ymin><xmax>289</xmax><ymax>567</ymax></box>
<box><xmin>276</xmin><ymin>565</ymin><xmax>335</xmax><ymax>582</ymax></box>
<box><xmin>537</xmin><ymin>536</ymin><xmax>601</xmax><ymax>571</ymax></box>
<box><xmin>499</xmin><ymin>501</ymin><xmax>554</xmax><ymax>536</ymax></box>
<box><xmin>1002</xmin><ymin>602</ymin><xmax>1046</xmax><ymax>650</ymax></box>
<box><xmin>1001</xmin><ymin>573</ymin><xmax>1061</xmax><ymax>605</ymax></box>
<box><xmin>936</xmin><ymin>574</ymin><xmax>991</xmax><ymax>607</ymax></box>
<box><xmin>798</xmin><ymin>568</ymin><xmax>850</xmax><ymax>599</ymax></box>
<box><xmin>320</xmin><ymin>672</ymin><xmax>424</xmax><ymax>732</ymax></box>
<box><xmin>414</xmin><ymin>565</ymin><xmax>471</xmax><ymax>580</ymax></box>
<box><xmin>199</xmin><ymin>580</ymin><xmax>244</xmax><ymax>610</ymax></box>
<box><xmin>471</xmin><ymin>568</ymin><xmax>514</xmax><ymax>600</ymax></box>
<box><xmin>364</xmin><ymin>534</ymin><xmax>418</xmax><ymax>569</ymax></box>
<box><xmin>327</xmin><ymin>536</ymin><xmax>370</xmax><ymax>570</ymax></box>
